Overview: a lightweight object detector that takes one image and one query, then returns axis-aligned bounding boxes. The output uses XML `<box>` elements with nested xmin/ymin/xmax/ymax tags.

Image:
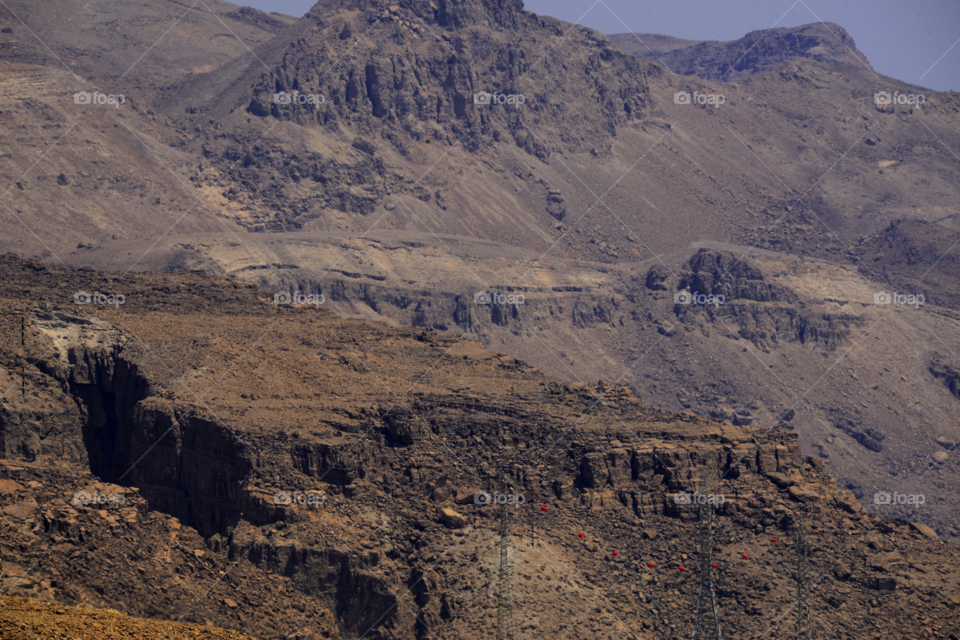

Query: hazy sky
<box><xmin>235</xmin><ymin>0</ymin><xmax>960</xmax><ymax>92</ymax></box>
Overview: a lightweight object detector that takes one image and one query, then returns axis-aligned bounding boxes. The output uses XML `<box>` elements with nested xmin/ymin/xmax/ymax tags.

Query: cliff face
<box><xmin>307</xmin><ymin>0</ymin><xmax>529</xmax><ymax>29</ymax></box>
<box><xmin>1</xmin><ymin>258</ymin><xmax>957</xmax><ymax>639</ymax></box>
<box><xmin>161</xmin><ymin>0</ymin><xmax>656</xmax><ymax>235</ymax></box>
<box><xmin>240</xmin><ymin>0</ymin><xmax>649</xmax><ymax>146</ymax></box>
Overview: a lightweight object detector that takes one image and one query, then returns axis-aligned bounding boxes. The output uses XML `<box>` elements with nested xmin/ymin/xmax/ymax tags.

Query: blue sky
<box><xmin>235</xmin><ymin>0</ymin><xmax>959</xmax><ymax>91</ymax></box>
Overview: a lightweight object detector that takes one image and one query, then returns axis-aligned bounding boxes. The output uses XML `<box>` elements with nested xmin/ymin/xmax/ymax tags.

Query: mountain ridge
<box><xmin>609</xmin><ymin>22</ymin><xmax>875</xmax><ymax>82</ymax></box>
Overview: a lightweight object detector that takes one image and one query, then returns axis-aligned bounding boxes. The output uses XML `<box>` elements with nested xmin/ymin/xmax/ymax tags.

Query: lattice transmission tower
<box><xmin>496</xmin><ymin>470</ymin><xmax>515</xmax><ymax>640</ymax></box>
<box><xmin>692</xmin><ymin>480</ymin><xmax>723</xmax><ymax>640</ymax></box>
<box><xmin>796</xmin><ymin>515</ymin><xmax>812</xmax><ymax>639</ymax></box>
<box><xmin>494</xmin><ymin>469</ymin><xmax>535</xmax><ymax>640</ymax></box>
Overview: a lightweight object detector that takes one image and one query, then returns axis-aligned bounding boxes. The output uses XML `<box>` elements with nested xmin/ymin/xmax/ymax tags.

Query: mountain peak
<box><xmin>305</xmin><ymin>0</ymin><xmax>527</xmax><ymax>29</ymax></box>
<box><xmin>609</xmin><ymin>21</ymin><xmax>873</xmax><ymax>81</ymax></box>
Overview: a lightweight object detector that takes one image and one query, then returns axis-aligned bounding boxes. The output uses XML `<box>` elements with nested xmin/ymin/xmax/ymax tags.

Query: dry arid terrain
<box><xmin>0</xmin><ymin>256</ymin><xmax>958</xmax><ymax>639</ymax></box>
<box><xmin>1</xmin><ymin>596</ymin><xmax>256</xmax><ymax>639</ymax></box>
<box><xmin>0</xmin><ymin>0</ymin><xmax>959</xmax><ymax>637</ymax></box>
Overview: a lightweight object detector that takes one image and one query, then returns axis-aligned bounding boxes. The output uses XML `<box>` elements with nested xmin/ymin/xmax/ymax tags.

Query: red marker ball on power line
<box><xmin>578</xmin><ymin>532</ymin><xmax>584</xmax><ymax>538</ymax></box>
<box><xmin>742</xmin><ymin>554</ymin><xmax>748</xmax><ymax>559</ymax></box>
<box><xmin>772</xmin><ymin>538</ymin><xmax>777</xmax><ymax>542</ymax></box>
<box><xmin>613</xmin><ymin>550</ymin><xmax>618</xmax><ymax>556</ymax></box>
<box><xmin>648</xmin><ymin>562</ymin><xmax>654</xmax><ymax>567</ymax></box>
<box><xmin>712</xmin><ymin>563</ymin><xmax>717</xmax><ymax>568</ymax></box>
<box><xmin>679</xmin><ymin>566</ymin><xmax>685</xmax><ymax>571</ymax></box>
<box><xmin>541</xmin><ymin>505</ymin><xmax>547</xmax><ymax>511</ymax></box>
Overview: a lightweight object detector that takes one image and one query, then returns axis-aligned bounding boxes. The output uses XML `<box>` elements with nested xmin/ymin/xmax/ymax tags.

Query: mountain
<box><xmin>609</xmin><ymin>23</ymin><xmax>875</xmax><ymax>81</ymax></box>
<box><xmin>0</xmin><ymin>254</ymin><xmax>957</xmax><ymax>639</ymax></box>
<box><xmin>1</xmin><ymin>0</ymin><xmax>959</xmax><ymax>539</ymax></box>
<box><xmin>1</xmin><ymin>1</ymin><xmax>960</xmax><ymax>633</ymax></box>
<box><xmin>0</xmin><ymin>0</ymin><xmax>296</xmax><ymax>84</ymax></box>
<box><xmin>0</xmin><ymin>0</ymin><xmax>298</xmax><ymax>261</ymax></box>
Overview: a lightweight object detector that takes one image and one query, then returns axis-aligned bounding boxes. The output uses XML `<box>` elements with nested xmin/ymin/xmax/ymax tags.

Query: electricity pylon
<box><xmin>493</xmin><ymin>468</ymin><xmax>535</xmax><ymax>640</ymax></box>
<box><xmin>796</xmin><ymin>515</ymin><xmax>811</xmax><ymax>639</ymax></box>
<box><xmin>496</xmin><ymin>470</ymin><xmax>515</xmax><ymax>640</ymax></box>
<box><xmin>692</xmin><ymin>480</ymin><xmax>723</xmax><ymax>640</ymax></box>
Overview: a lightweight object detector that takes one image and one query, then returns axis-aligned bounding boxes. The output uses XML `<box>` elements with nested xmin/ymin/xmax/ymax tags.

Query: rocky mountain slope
<box><xmin>0</xmin><ymin>0</ymin><xmax>296</xmax><ymax>85</ymax></box>
<box><xmin>0</xmin><ymin>0</ymin><xmax>959</xmax><ymax>607</ymax></box>
<box><xmin>1</xmin><ymin>256</ymin><xmax>958</xmax><ymax>639</ymax></box>
<box><xmin>609</xmin><ymin>23</ymin><xmax>874</xmax><ymax>81</ymax></box>
<box><xmin>0</xmin><ymin>596</ymin><xmax>254</xmax><ymax>639</ymax></box>
<box><xmin>0</xmin><ymin>0</ymin><xmax>297</xmax><ymax>261</ymax></box>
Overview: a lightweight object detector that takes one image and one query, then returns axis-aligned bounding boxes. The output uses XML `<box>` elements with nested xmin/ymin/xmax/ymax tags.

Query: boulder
<box><xmin>439</xmin><ymin>507</ymin><xmax>466</xmax><ymax>528</ymax></box>
<box><xmin>454</xmin><ymin>488</ymin><xmax>480</xmax><ymax>505</ymax></box>
<box><xmin>788</xmin><ymin>485</ymin><xmax>822</xmax><ymax>503</ymax></box>
<box><xmin>910</xmin><ymin>522</ymin><xmax>939</xmax><ymax>541</ymax></box>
